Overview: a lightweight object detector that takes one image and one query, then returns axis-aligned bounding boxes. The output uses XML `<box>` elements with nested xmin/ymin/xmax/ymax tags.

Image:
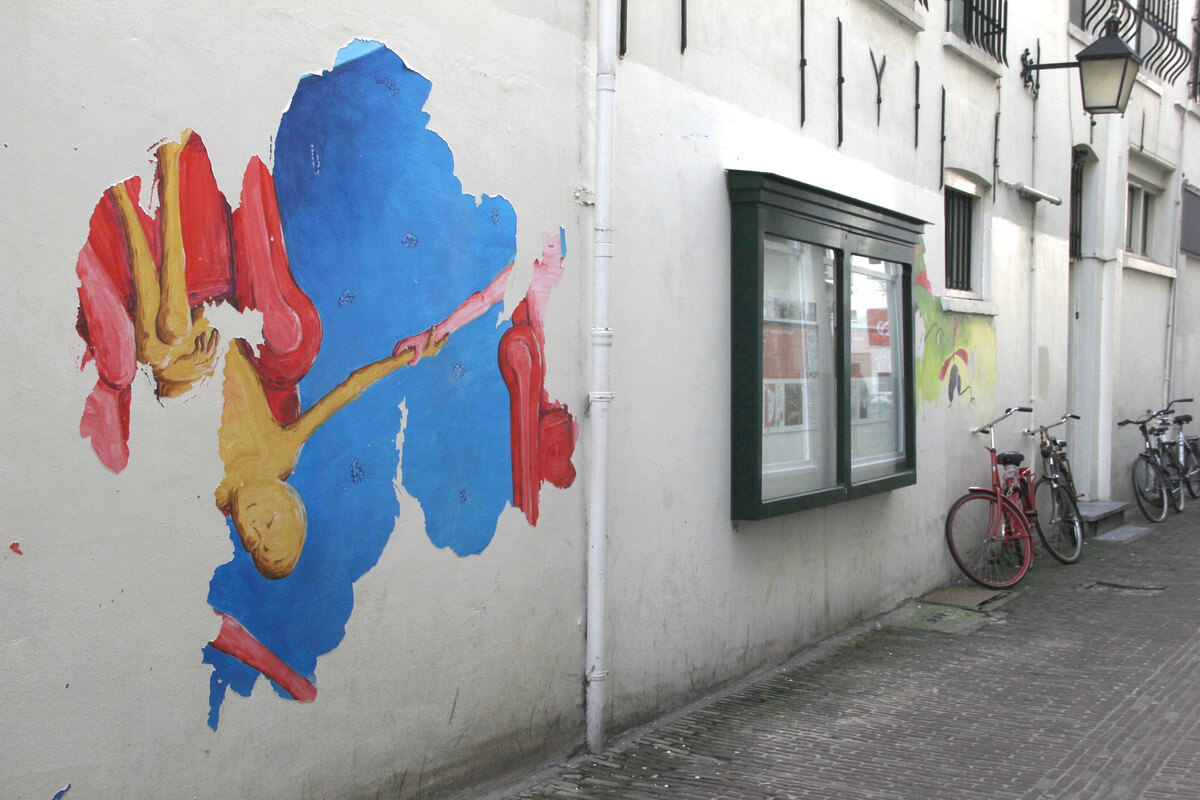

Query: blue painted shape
<box><xmin>205</xmin><ymin>41</ymin><xmax>517</xmax><ymax>727</ymax></box>
<box><xmin>51</xmin><ymin>785</ymin><xmax>71</xmax><ymax>800</ymax></box>
<box><xmin>333</xmin><ymin>38</ymin><xmax>384</xmax><ymax>66</ymax></box>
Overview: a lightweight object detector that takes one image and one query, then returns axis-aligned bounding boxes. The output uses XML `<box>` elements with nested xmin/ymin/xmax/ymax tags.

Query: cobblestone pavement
<box><xmin>502</xmin><ymin>509</ymin><xmax>1200</xmax><ymax>800</ymax></box>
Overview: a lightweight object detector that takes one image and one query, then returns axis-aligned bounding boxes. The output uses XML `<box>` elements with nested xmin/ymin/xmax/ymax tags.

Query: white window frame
<box><xmin>941</xmin><ymin>169</ymin><xmax>996</xmax><ymax>315</ymax></box>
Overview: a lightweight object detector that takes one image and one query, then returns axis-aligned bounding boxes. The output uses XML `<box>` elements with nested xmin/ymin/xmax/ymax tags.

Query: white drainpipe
<box><xmin>1163</xmin><ymin>106</ymin><xmax>1186</xmax><ymax>404</ymax></box>
<box><xmin>586</xmin><ymin>0</ymin><xmax>618</xmax><ymax>755</ymax></box>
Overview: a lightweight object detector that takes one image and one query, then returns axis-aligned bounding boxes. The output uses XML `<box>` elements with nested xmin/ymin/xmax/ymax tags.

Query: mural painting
<box><xmin>73</xmin><ymin>41</ymin><xmax>576</xmax><ymax>727</ymax></box>
<box><xmin>912</xmin><ymin>242</ymin><xmax>996</xmax><ymax>413</ymax></box>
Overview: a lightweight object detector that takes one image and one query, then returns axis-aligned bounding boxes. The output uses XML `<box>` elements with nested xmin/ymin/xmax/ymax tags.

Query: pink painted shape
<box><xmin>938</xmin><ymin>348</ymin><xmax>970</xmax><ymax>381</ymax></box>
<box><xmin>392</xmin><ymin>262</ymin><xmax>514</xmax><ymax>362</ymax></box>
<box><xmin>76</xmin><ymin>240</ymin><xmax>136</xmax><ymax>473</ymax></box>
<box><xmin>498</xmin><ymin>232</ymin><xmax>577</xmax><ymax>525</ymax></box>
<box><xmin>915</xmin><ymin>270</ymin><xmax>932</xmax><ymax>294</ymax></box>
<box><xmin>208</xmin><ymin>611</ymin><xmax>316</xmax><ymax>702</ymax></box>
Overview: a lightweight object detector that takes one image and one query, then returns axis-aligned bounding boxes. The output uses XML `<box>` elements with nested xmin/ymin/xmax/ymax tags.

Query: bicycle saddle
<box><xmin>997</xmin><ymin>451</ymin><xmax>1025</xmax><ymax>466</ymax></box>
<box><xmin>1176</xmin><ymin>414</ymin><xmax>1193</xmax><ymax>425</ymax></box>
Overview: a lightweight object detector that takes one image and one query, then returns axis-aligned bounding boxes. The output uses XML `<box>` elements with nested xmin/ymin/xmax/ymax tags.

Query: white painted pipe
<box><xmin>1163</xmin><ymin>106</ymin><xmax>1186</xmax><ymax>405</ymax></box>
<box><xmin>586</xmin><ymin>0</ymin><xmax>618</xmax><ymax>755</ymax></box>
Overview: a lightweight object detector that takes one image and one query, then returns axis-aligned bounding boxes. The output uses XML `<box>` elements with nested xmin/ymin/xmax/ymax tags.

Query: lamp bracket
<box><xmin>1020</xmin><ymin>44</ymin><xmax>1079</xmax><ymax>100</ymax></box>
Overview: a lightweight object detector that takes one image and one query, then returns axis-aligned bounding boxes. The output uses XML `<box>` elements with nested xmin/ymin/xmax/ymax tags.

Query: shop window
<box><xmin>728</xmin><ymin>171</ymin><xmax>923</xmax><ymax>519</ymax></box>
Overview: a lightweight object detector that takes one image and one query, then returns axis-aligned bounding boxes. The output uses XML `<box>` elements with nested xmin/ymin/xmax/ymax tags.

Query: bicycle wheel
<box><xmin>945</xmin><ymin>491</ymin><xmax>1032</xmax><ymax>589</ymax></box>
<box><xmin>1033</xmin><ymin>477</ymin><xmax>1083</xmax><ymax>564</ymax></box>
<box><xmin>1132</xmin><ymin>454</ymin><xmax>1169</xmax><ymax>523</ymax></box>
<box><xmin>1183</xmin><ymin>445</ymin><xmax>1200</xmax><ymax>500</ymax></box>
<box><xmin>1163</xmin><ymin>451</ymin><xmax>1186</xmax><ymax>512</ymax></box>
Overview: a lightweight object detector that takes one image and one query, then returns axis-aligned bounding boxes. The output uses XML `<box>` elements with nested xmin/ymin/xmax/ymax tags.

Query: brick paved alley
<box><xmin>497</xmin><ymin>510</ymin><xmax>1200</xmax><ymax>800</ymax></box>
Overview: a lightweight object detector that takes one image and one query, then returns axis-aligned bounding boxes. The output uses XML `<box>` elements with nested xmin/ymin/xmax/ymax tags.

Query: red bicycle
<box><xmin>945</xmin><ymin>406</ymin><xmax>1040</xmax><ymax>589</ymax></box>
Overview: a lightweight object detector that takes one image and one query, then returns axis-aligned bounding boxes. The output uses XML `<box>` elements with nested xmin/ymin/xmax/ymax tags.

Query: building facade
<box><xmin>3</xmin><ymin>1</ymin><xmax>1199</xmax><ymax>797</ymax></box>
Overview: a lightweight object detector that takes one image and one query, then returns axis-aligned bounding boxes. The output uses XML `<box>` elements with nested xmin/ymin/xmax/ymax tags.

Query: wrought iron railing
<box><xmin>1082</xmin><ymin>0</ymin><xmax>1192</xmax><ymax>83</ymax></box>
<box><xmin>947</xmin><ymin>0</ymin><xmax>1009</xmax><ymax>65</ymax></box>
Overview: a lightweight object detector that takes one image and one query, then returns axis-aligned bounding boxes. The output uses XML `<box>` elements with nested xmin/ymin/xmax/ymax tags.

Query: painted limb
<box><xmin>208</xmin><ymin>611</ymin><xmax>316</xmax><ymax>702</ymax></box>
<box><xmin>288</xmin><ymin>329</ymin><xmax>446</xmax><ymax>444</ymax></box>
<box><xmin>107</xmin><ymin>182</ymin><xmax>162</xmax><ymax>365</ymax></box>
<box><xmin>155</xmin><ymin>136</ymin><xmax>193</xmax><ymax>346</ymax></box>
<box><xmin>394</xmin><ymin>262</ymin><xmax>513</xmax><ymax>361</ymax></box>
<box><xmin>290</xmin><ymin>252</ymin><xmax>509</xmax><ymax>443</ymax></box>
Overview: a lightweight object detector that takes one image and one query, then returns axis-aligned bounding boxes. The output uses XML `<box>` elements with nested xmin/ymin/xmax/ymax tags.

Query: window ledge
<box><xmin>1135</xmin><ymin>71</ymin><xmax>1165</xmax><ymax>96</ymax></box>
<box><xmin>866</xmin><ymin>0</ymin><xmax>926</xmax><ymax>32</ymax></box>
<box><xmin>942</xmin><ymin>33</ymin><xmax>1005</xmax><ymax>79</ymax></box>
<box><xmin>1068</xmin><ymin>22</ymin><xmax>1092</xmax><ymax>47</ymax></box>
<box><xmin>1123</xmin><ymin>253</ymin><xmax>1176</xmax><ymax>278</ymax></box>
<box><xmin>940</xmin><ymin>295</ymin><xmax>999</xmax><ymax>316</ymax></box>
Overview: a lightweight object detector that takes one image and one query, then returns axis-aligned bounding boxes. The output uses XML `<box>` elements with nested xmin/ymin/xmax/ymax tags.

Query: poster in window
<box><xmin>867</xmin><ymin>307</ymin><xmax>890</xmax><ymax>346</ymax></box>
<box><xmin>784</xmin><ymin>382</ymin><xmax>805</xmax><ymax>426</ymax></box>
<box><xmin>763</xmin><ymin>379</ymin><xmax>806</xmax><ymax>430</ymax></box>
<box><xmin>763</xmin><ymin>324</ymin><xmax>807</xmax><ymax>380</ymax></box>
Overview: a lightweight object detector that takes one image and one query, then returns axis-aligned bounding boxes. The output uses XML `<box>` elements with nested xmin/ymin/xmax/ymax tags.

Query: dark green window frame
<box><xmin>728</xmin><ymin>170</ymin><xmax>924</xmax><ymax>520</ymax></box>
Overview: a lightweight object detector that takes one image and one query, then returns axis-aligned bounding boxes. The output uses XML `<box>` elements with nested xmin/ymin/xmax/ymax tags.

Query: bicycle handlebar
<box><xmin>973</xmin><ymin>406</ymin><xmax>1033</xmax><ymax>435</ymax></box>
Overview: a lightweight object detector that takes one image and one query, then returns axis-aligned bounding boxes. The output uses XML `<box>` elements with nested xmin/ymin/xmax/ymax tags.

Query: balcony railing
<box><xmin>1082</xmin><ymin>0</ymin><xmax>1192</xmax><ymax>83</ymax></box>
<box><xmin>947</xmin><ymin>0</ymin><xmax>1009</xmax><ymax>65</ymax></box>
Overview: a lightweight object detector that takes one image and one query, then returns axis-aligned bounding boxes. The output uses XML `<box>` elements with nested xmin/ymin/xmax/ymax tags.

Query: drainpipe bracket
<box><xmin>586</xmin><ymin>668</ymin><xmax>610</xmax><ymax>683</ymax></box>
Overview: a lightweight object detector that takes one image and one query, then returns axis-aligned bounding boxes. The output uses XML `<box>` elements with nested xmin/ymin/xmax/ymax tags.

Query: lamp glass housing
<box><xmin>1078</xmin><ymin>56</ymin><xmax>1139</xmax><ymax>114</ymax></box>
<box><xmin>1074</xmin><ymin>22</ymin><xmax>1142</xmax><ymax>115</ymax></box>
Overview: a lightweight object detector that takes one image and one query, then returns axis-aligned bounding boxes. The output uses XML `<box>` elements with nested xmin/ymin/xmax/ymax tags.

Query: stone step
<box><xmin>1077</xmin><ymin>500</ymin><xmax>1128</xmax><ymax>537</ymax></box>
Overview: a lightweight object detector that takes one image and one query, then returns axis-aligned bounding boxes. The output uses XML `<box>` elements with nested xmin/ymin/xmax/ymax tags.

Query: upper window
<box><xmin>944</xmin><ymin>187</ymin><xmax>974</xmax><ymax>291</ymax></box>
<box><xmin>1126</xmin><ymin>182</ymin><xmax>1157</xmax><ymax>257</ymax></box>
<box><xmin>728</xmin><ymin>171</ymin><xmax>923</xmax><ymax>519</ymax></box>
<box><xmin>942</xmin><ymin>170</ymin><xmax>990</xmax><ymax>299</ymax></box>
<box><xmin>947</xmin><ymin>0</ymin><xmax>1009</xmax><ymax>65</ymax></box>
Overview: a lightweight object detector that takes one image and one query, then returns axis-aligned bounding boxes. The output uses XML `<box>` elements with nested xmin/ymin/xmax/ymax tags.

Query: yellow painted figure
<box><xmin>109</xmin><ymin>138</ymin><xmax>220</xmax><ymax>398</ymax></box>
<box><xmin>106</xmin><ymin>132</ymin><xmax>449</xmax><ymax>580</ymax></box>
<box><xmin>215</xmin><ymin>333</ymin><xmax>445</xmax><ymax>579</ymax></box>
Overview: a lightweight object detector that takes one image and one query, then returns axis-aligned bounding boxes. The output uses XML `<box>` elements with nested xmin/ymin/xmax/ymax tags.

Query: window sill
<box><xmin>1135</xmin><ymin>71</ymin><xmax>1164</xmax><ymax>97</ymax></box>
<box><xmin>942</xmin><ymin>33</ymin><xmax>1005</xmax><ymax>79</ymax></box>
<box><xmin>865</xmin><ymin>0</ymin><xmax>926</xmax><ymax>32</ymax></box>
<box><xmin>1123</xmin><ymin>253</ymin><xmax>1176</xmax><ymax>279</ymax></box>
<box><xmin>1067</xmin><ymin>23</ymin><xmax>1092</xmax><ymax>47</ymax></box>
<box><xmin>940</xmin><ymin>295</ymin><xmax>999</xmax><ymax>316</ymax></box>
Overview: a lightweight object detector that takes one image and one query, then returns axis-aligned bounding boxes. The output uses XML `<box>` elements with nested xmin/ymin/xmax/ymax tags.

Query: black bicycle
<box><xmin>1118</xmin><ymin>411</ymin><xmax>1184</xmax><ymax>522</ymax></box>
<box><xmin>1158</xmin><ymin>399</ymin><xmax>1200</xmax><ymax>500</ymax></box>
<box><xmin>1024</xmin><ymin>412</ymin><xmax>1084</xmax><ymax>563</ymax></box>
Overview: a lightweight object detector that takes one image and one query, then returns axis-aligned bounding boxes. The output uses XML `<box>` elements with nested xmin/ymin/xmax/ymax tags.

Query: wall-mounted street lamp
<box><xmin>1021</xmin><ymin>19</ymin><xmax>1143</xmax><ymax>115</ymax></box>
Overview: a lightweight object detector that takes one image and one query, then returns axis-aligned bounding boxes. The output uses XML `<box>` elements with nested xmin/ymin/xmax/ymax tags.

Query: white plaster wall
<box><xmin>2</xmin><ymin>2</ymin><xmax>589</xmax><ymax>798</ymax></box>
<box><xmin>1111</xmin><ymin>269</ymin><xmax>1173</xmax><ymax>503</ymax></box>
<box><xmin>600</xmin><ymin>0</ymin><xmax>1074</xmax><ymax>731</ymax></box>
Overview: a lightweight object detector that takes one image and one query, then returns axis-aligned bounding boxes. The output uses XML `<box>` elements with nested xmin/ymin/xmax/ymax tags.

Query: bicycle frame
<box><xmin>971</xmin><ymin>407</ymin><xmax>1037</xmax><ymax>523</ymax></box>
<box><xmin>1025</xmin><ymin>412</ymin><xmax>1081</xmax><ymax>499</ymax></box>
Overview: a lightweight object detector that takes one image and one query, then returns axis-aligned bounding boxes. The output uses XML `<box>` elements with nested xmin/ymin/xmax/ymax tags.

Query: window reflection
<box><xmin>849</xmin><ymin>255</ymin><xmax>905</xmax><ymax>482</ymax></box>
<box><xmin>761</xmin><ymin>237</ymin><xmax>838</xmax><ymax>500</ymax></box>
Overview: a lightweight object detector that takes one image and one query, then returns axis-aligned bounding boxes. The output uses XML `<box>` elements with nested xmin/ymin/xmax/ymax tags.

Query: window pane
<box><xmin>944</xmin><ymin>188</ymin><xmax>973</xmax><ymax>291</ymax></box>
<box><xmin>850</xmin><ymin>256</ymin><xmax>906</xmax><ymax>482</ymax></box>
<box><xmin>761</xmin><ymin>237</ymin><xmax>839</xmax><ymax>500</ymax></box>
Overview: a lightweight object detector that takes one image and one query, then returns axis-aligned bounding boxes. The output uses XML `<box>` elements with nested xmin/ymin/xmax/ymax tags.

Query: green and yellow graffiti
<box><xmin>912</xmin><ymin>242</ymin><xmax>996</xmax><ymax>415</ymax></box>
